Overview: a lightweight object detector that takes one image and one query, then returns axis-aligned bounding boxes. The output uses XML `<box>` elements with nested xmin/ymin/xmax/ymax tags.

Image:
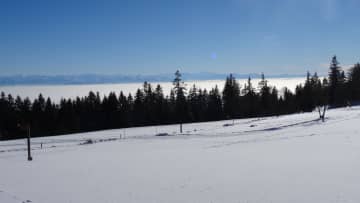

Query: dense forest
<box><xmin>1</xmin><ymin>56</ymin><xmax>360</xmax><ymax>140</ymax></box>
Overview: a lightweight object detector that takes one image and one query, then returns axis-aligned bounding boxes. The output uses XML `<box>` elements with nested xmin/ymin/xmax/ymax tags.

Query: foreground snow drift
<box><xmin>1</xmin><ymin>107</ymin><xmax>360</xmax><ymax>203</ymax></box>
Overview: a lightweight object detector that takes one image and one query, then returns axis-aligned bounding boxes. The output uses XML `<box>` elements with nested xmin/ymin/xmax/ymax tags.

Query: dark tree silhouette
<box><xmin>328</xmin><ymin>55</ymin><xmax>345</xmax><ymax>106</ymax></box>
<box><xmin>2</xmin><ymin>56</ymin><xmax>360</xmax><ymax>140</ymax></box>
<box><xmin>222</xmin><ymin>74</ymin><xmax>240</xmax><ymax>119</ymax></box>
<box><xmin>173</xmin><ymin>70</ymin><xmax>187</xmax><ymax>133</ymax></box>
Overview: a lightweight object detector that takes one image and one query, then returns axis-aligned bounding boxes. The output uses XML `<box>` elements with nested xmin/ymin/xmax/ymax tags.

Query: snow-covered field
<box><xmin>1</xmin><ymin>107</ymin><xmax>360</xmax><ymax>203</ymax></box>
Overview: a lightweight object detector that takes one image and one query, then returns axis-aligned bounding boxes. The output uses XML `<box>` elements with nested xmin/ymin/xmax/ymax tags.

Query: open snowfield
<box><xmin>1</xmin><ymin>107</ymin><xmax>360</xmax><ymax>203</ymax></box>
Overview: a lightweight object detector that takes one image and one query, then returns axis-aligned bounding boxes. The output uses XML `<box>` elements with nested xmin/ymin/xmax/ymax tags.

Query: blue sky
<box><xmin>1</xmin><ymin>0</ymin><xmax>360</xmax><ymax>76</ymax></box>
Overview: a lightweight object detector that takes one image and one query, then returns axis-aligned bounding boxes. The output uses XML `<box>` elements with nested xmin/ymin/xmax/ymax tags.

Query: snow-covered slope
<box><xmin>1</xmin><ymin>107</ymin><xmax>360</xmax><ymax>203</ymax></box>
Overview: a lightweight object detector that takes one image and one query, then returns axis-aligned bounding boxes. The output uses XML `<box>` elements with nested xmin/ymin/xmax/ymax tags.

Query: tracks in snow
<box><xmin>0</xmin><ymin>189</ymin><xmax>32</xmax><ymax>203</ymax></box>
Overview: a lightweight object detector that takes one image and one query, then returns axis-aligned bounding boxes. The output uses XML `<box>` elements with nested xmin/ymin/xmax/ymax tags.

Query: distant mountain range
<box><xmin>0</xmin><ymin>73</ymin><xmax>306</xmax><ymax>85</ymax></box>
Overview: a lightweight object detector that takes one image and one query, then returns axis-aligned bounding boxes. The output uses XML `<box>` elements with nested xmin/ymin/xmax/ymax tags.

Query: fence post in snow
<box><xmin>18</xmin><ymin>122</ymin><xmax>33</xmax><ymax>161</ymax></box>
<box><xmin>27</xmin><ymin>125</ymin><xmax>32</xmax><ymax>161</ymax></box>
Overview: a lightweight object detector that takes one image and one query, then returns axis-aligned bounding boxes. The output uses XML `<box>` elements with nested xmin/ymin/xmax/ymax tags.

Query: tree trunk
<box><xmin>321</xmin><ymin>106</ymin><xmax>327</xmax><ymax>122</ymax></box>
<box><xmin>317</xmin><ymin>106</ymin><xmax>326</xmax><ymax>122</ymax></box>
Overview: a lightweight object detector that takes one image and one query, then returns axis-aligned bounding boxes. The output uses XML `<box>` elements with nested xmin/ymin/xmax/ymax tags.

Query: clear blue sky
<box><xmin>1</xmin><ymin>0</ymin><xmax>360</xmax><ymax>76</ymax></box>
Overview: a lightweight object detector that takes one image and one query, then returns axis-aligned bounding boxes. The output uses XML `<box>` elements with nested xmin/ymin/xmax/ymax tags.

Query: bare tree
<box><xmin>317</xmin><ymin>105</ymin><xmax>327</xmax><ymax>122</ymax></box>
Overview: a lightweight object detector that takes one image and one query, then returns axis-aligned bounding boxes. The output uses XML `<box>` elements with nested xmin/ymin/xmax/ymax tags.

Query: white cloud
<box><xmin>319</xmin><ymin>62</ymin><xmax>353</xmax><ymax>73</ymax></box>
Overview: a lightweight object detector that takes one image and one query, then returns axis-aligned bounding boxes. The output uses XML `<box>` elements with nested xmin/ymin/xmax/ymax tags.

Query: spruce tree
<box><xmin>133</xmin><ymin>89</ymin><xmax>145</xmax><ymax>125</ymax></box>
<box><xmin>328</xmin><ymin>55</ymin><xmax>342</xmax><ymax>106</ymax></box>
<box><xmin>172</xmin><ymin>70</ymin><xmax>187</xmax><ymax>132</ymax></box>
<box><xmin>119</xmin><ymin>91</ymin><xmax>130</xmax><ymax>127</ymax></box>
<box><xmin>208</xmin><ymin>85</ymin><xmax>223</xmax><ymax>120</ymax></box>
<box><xmin>222</xmin><ymin>74</ymin><xmax>240</xmax><ymax>119</ymax></box>
<box><xmin>258</xmin><ymin>73</ymin><xmax>271</xmax><ymax>115</ymax></box>
<box><xmin>348</xmin><ymin>63</ymin><xmax>360</xmax><ymax>102</ymax></box>
<box><xmin>242</xmin><ymin>77</ymin><xmax>257</xmax><ymax>117</ymax></box>
<box><xmin>188</xmin><ymin>85</ymin><xmax>199</xmax><ymax>121</ymax></box>
<box><xmin>154</xmin><ymin>84</ymin><xmax>165</xmax><ymax>123</ymax></box>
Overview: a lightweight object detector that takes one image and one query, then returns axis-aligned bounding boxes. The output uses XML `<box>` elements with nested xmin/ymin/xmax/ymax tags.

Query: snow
<box><xmin>1</xmin><ymin>107</ymin><xmax>360</xmax><ymax>202</ymax></box>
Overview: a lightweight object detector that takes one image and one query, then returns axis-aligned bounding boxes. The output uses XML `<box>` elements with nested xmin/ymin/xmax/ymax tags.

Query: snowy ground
<box><xmin>1</xmin><ymin>107</ymin><xmax>360</xmax><ymax>203</ymax></box>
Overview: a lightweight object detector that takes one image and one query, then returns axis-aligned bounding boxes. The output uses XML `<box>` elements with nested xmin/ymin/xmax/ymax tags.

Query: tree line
<box><xmin>1</xmin><ymin>56</ymin><xmax>360</xmax><ymax>140</ymax></box>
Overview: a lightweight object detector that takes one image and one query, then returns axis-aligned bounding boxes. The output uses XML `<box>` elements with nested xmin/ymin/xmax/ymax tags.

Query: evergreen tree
<box><xmin>127</xmin><ymin>93</ymin><xmax>134</xmax><ymax>125</ymax></box>
<box><xmin>142</xmin><ymin>82</ymin><xmax>156</xmax><ymax>124</ymax></box>
<box><xmin>222</xmin><ymin>74</ymin><xmax>240</xmax><ymax>118</ymax></box>
<box><xmin>242</xmin><ymin>77</ymin><xmax>257</xmax><ymax>117</ymax></box>
<box><xmin>172</xmin><ymin>70</ymin><xmax>188</xmax><ymax>132</ymax></box>
<box><xmin>302</xmin><ymin>71</ymin><xmax>315</xmax><ymax>111</ymax></box>
<box><xmin>270</xmin><ymin>86</ymin><xmax>279</xmax><ymax>114</ymax></box>
<box><xmin>103</xmin><ymin>92</ymin><xmax>119</xmax><ymax>128</ymax></box>
<box><xmin>118</xmin><ymin>91</ymin><xmax>130</xmax><ymax>127</ymax></box>
<box><xmin>348</xmin><ymin>63</ymin><xmax>360</xmax><ymax>102</ymax></box>
<box><xmin>4</xmin><ymin>63</ymin><xmax>360</xmax><ymax>140</ymax></box>
<box><xmin>188</xmin><ymin>85</ymin><xmax>199</xmax><ymax>121</ymax></box>
<box><xmin>133</xmin><ymin>89</ymin><xmax>145</xmax><ymax>125</ymax></box>
<box><xmin>207</xmin><ymin>85</ymin><xmax>223</xmax><ymax>120</ymax></box>
<box><xmin>281</xmin><ymin>87</ymin><xmax>296</xmax><ymax>114</ymax></box>
<box><xmin>258</xmin><ymin>73</ymin><xmax>271</xmax><ymax>115</ymax></box>
<box><xmin>168</xmin><ymin>89</ymin><xmax>176</xmax><ymax>122</ymax></box>
<box><xmin>198</xmin><ymin>89</ymin><xmax>209</xmax><ymax>121</ymax></box>
<box><xmin>154</xmin><ymin>84</ymin><xmax>166</xmax><ymax>123</ymax></box>
<box><xmin>328</xmin><ymin>55</ymin><xmax>344</xmax><ymax>106</ymax></box>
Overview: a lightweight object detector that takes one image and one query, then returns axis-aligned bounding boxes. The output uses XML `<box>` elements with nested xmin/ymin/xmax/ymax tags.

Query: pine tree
<box><xmin>207</xmin><ymin>85</ymin><xmax>223</xmax><ymax>120</ymax></box>
<box><xmin>328</xmin><ymin>55</ymin><xmax>343</xmax><ymax>106</ymax></box>
<box><xmin>222</xmin><ymin>74</ymin><xmax>240</xmax><ymax>118</ymax></box>
<box><xmin>348</xmin><ymin>63</ymin><xmax>360</xmax><ymax>102</ymax></box>
<box><xmin>281</xmin><ymin>87</ymin><xmax>296</xmax><ymax>114</ymax></box>
<box><xmin>242</xmin><ymin>77</ymin><xmax>255</xmax><ymax>95</ymax></box>
<box><xmin>198</xmin><ymin>88</ymin><xmax>208</xmax><ymax>121</ymax></box>
<box><xmin>103</xmin><ymin>92</ymin><xmax>119</xmax><ymax>128</ymax></box>
<box><xmin>133</xmin><ymin>89</ymin><xmax>145</xmax><ymax>125</ymax></box>
<box><xmin>169</xmin><ymin>89</ymin><xmax>176</xmax><ymax>122</ymax></box>
<box><xmin>188</xmin><ymin>85</ymin><xmax>199</xmax><ymax>121</ymax></box>
<box><xmin>302</xmin><ymin>71</ymin><xmax>315</xmax><ymax>112</ymax></box>
<box><xmin>154</xmin><ymin>84</ymin><xmax>166</xmax><ymax>123</ymax></box>
<box><xmin>270</xmin><ymin>86</ymin><xmax>279</xmax><ymax>114</ymax></box>
<box><xmin>258</xmin><ymin>73</ymin><xmax>271</xmax><ymax>115</ymax></box>
<box><xmin>118</xmin><ymin>91</ymin><xmax>130</xmax><ymax>127</ymax></box>
<box><xmin>172</xmin><ymin>70</ymin><xmax>187</xmax><ymax>133</ymax></box>
<box><xmin>142</xmin><ymin>82</ymin><xmax>156</xmax><ymax>124</ymax></box>
<box><xmin>242</xmin><ymin>77</ymin><xmax>257</xmax><ymax>117</ymax></box>
<box><xmin>127</xmin><ymin>93</ymin><xmax>134</xmax><ymax>125</ymax></box>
